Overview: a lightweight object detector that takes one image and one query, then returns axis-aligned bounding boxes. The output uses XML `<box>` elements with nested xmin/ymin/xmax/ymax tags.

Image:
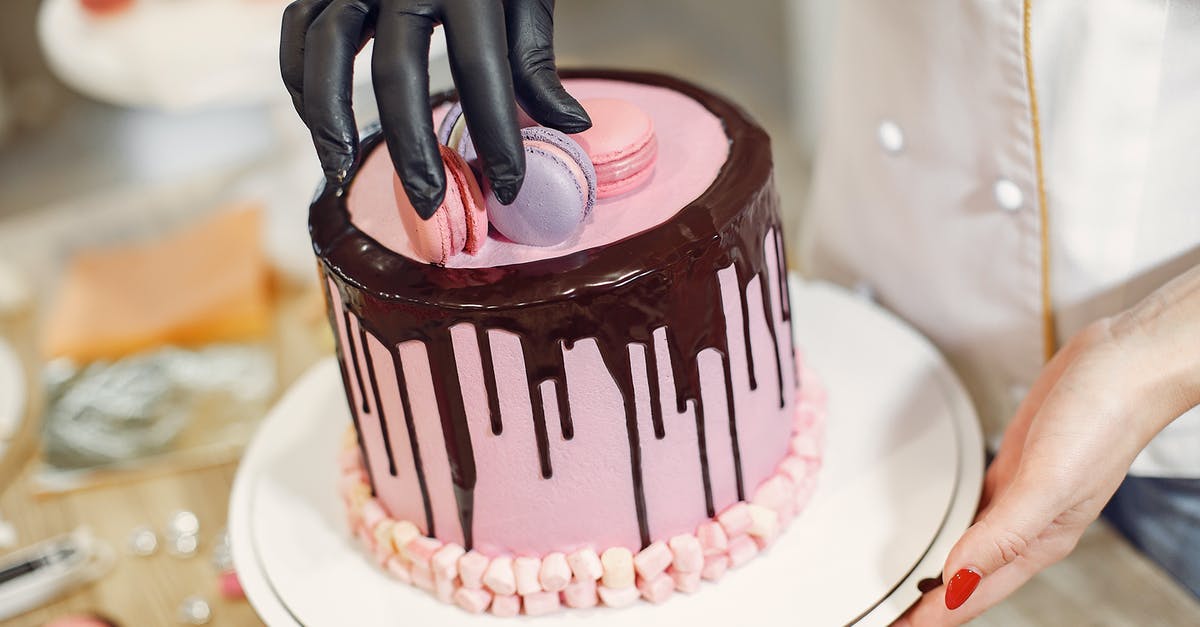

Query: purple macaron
<box><xmin>484</xmin><ymin>126</ymin><xmax>597</xmax><ymax>247</ymax></box>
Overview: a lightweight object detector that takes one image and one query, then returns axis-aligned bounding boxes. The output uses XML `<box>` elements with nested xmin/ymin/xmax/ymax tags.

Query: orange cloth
<box><xmin>43</xmin><ymin>205</ymin><xmax>271</xmax><ymax>362</ymax></box>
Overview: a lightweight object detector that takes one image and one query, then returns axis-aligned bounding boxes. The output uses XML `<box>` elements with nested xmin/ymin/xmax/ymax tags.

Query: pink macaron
<box><xmin>394</xmin><ymin>144</ymin><xmax>488</xmax><ymax>265</ymax></box>
<box><xmin>573</xmin><ymin>98</ymin><xmax>658</xmax><ymax>198</ymax></box>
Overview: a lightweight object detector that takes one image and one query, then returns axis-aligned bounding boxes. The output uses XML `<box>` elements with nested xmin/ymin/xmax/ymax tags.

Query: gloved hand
<box><xmin>280</xmin><ymin>0</ymin><xmax>591</xmax><ymax>219</ymax></box>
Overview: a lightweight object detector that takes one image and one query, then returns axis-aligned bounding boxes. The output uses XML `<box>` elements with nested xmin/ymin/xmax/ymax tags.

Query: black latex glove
<box><xmin>281</xmin><ymin>0</ymin><xmax>591</xmax><ymax>219</ymax></box>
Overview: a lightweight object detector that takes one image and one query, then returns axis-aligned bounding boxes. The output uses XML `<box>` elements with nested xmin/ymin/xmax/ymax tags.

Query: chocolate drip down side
<box><xmin>313</xmin><ymin>70</ymin><xmax>796</xmax><ymax>550</ymax></box>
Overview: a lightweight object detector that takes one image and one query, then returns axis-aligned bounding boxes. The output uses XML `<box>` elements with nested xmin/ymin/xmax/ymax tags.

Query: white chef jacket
<box><xmin>803</xmin><ymin>0</ymin><xmax>1200</xmax><ymax>477</ymax></box>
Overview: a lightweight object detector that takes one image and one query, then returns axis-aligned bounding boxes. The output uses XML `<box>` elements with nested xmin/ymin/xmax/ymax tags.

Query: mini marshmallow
<box><xmin>539</xmin><ymin>552</ymin><xmax>571</xmax><ymax>592</ymax></box>
<box><xmin>638</xmin><ymin>574</ymin><xmax>675</xmax><ymax>604</ymax></box>
<box><xmin>522</xmin><ymin>590</ymin><xmax>561</xmax><ymax>616</ymax></box>
<box><xmin>567</xmin><ymin>548</ymin><xmax>604</xmax><ymax>582</ymax></box>
<box><xmin>633</xmin><ymin>541</ymin><xmax>672</xmax><ymax>580</ymax></box>
<box><xmin>483</xmin><ymin>556</ymin><xmax>517</xmax><ymax>596</ymax></box>
<box><xmin>668</xmin><ymin>534</ymin><xmax>704</xmax><ymax>573</ymax></box>
<box><xmin>746</xmin><ymin>504</ymin><xmax>780</xmax><ymax>539</ymax></box>
<box><xmin>355</xmin><ymin>526</ymin><xmax>375</xmax><ymax>554</ymax></box>
<box><xmin>412</xmin><ymin>563</ymin><xmax>435</xmax><ymax>592</ymax></box>
<box><xmin>391</xmin><ymin>521</ymin><xmax>421</xmax><ymax>557</ymax></box>
<box><xmin>371</xmin><ymin>520</ymin><xmax>396</xmax><ymax>557</ymax></box>
<box><xmin>778</xmin><ymin>456</ymin><xmax>809</xmax><ymax>487</ymax></box>
<box><xmin>598</xmin><ymin>585</ymin><xmax>641</xmax><ymax>608</ymax></box>
<box><xmin>795</xmin><ymin>476</ymin><xmax>818</xmax><ymax>512</ymax></box>
<box><xmin>563</xmin><ymin>579</ymin><xmax>599</xmax><ymax>608</ymax></box>
<box><xmin>458</xmin><ymin>551</ymin><xmax>489</xmax><ymax>590</ymax></box>
<box><xmin>753</xmin><ymin>475</ymin><xmax>795</xmax><ymax>513</ymax></box>
<box><xmin>696</xmin><ymin>521</ymin><xmax>729</xmax><ymax>555</ymax></box>
<box><xmin>753</xmin><ymin>526</ymin><xmax>781</xmax><ymax>551</ymax></box>
<box><xmin>727</xmin><ymin>535</ymin><xmax>759</xmax><ymax>568</ymax></box>
<box><xmin>795</xmin><ymin>406</ymin><xmax>819</xmax><ymax>429</ymax></box>
<box><xmin>435</xmin><ymin>576</ymin><xmax>455</xmax><ymax>603</ymax></box>
<box><xmin>513</xmin><ymin>556</ymin><xmax>543</xmax><ymax>595</ymax></box>
<box><xmin>431</xmin><ymin>544</ymin><xmax>466</xmax><ymax>580</ymax></box>
<box><xmin>453</xmin><ymin>587</ymin><xmax>493</xmax><ymax>614</ymax></box>
<box><xmin>717</xmin><ymin>503</ymin><xmax>753</xmax><ymax>537</ymax></box>
<box><xmin>384</xmin><ymin>556</ymin><xmax>412</xmax><ymax>584</ymax></box>
<box><xmin>360</xmin><ymin>500</ymin><xmax>387</xmax><ymax>530</ymax></box>
<box><xmin>490</xmin><ymin>594</ymin><xmax>521</xmax><ymax>617</ymax></box>
<box><xmin>600</xmin><ymin>547</ymin><xmax>635</xmax><ymax>589</ymax></box>
<box><xmin>791</xmin><ymin>434</ymin><xmax>821</xmax><ymax>460</ymax></box>
<box><xmin>402</xmin><ymin>536</ymin><xmax>442</xmax><ymax>567</ymax></box>
<box><xmin>672</xmin><ymin>569</ymin><xmax>702</xmax><ymax>593</ymax></box>
<box><xmin>700</xmin><ymin>555</ymin><xmax>729</xmax><ymax>581</ymax></box>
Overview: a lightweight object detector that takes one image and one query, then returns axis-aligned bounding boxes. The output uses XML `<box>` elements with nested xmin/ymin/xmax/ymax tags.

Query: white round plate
<box><xmin>231</xmin><ymin>280</ymin><xmax>984</xmax><ymax>625</ymax></box>
<box><xmin>0</xmin><ymin>339</ymin><xmax>24</xmax><ymax>445</ymax></box>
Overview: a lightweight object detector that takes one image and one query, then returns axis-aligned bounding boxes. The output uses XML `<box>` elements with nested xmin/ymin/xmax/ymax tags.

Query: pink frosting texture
<box><xmin>338</xmin><ymin>364</ymin><xmax>826</xmax><ymax>616</ymax></box>
<box><xmin>346</xmin><ymin>79</ymin><xmax>729</xmax><ymax>268</ymax></box>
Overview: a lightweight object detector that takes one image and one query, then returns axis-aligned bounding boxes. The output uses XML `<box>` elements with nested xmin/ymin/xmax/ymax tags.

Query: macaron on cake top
<box><xmin>573</xmin><ymin>98</ymin><xmax>658</xmax><ymax>198</ymax></box>
<box><xmin>345</xmin><ymin>78</ymin><xmax>729</xmax><ymax>268</ymax></box>
<box><xmin>485</xmin><ymin>127</ymin><xmax>597</xmax><ymax>247</ymax></box>
<box><xmin>392</xmin><ymin>144</ymin><xmax>488</xmax><ymax>265</ymax></box>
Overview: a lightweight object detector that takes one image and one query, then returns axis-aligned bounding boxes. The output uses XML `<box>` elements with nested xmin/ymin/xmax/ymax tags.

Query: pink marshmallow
<box><xmin>539</xmin><ymin>552</ymin><xmax>571</xmax><ymax>592</ymax></box>
<box><xmin>633</xmin><ymin>541</ymin><xmax>673</xmax><ymax>580</ymax></box>
<box><xmin>338</xmin><ymin>448</ymin><xmax>360</xmax><ymax>472</ymax></box>
<box><xmin>717</xmin><ymin>502</ymin><xmax>753</xmax><ymax>537</ymax></box>
<box><xmin>697</xmin><ymin>521</ymin><xmax>729</xmax><ymax>555</ymax></box>
<box><xmin>355</xmin><ymin>526</ymin><xmax>375</xmax><ymax>554</ymax></box>
<box><xmin>779</xmin><ymin>456</ymin><xmax>809</xmax><ymax>485</ymax></box>
<box><xmin>360</xmin><ymin>499</ymin><xmax>387</xmax><ymax>530</ymax></box>
<box><xmin>513</xmin><ymin>556</ymin><xmax>543</xmax><ymax>595</ymax></box>
<box><xmin>403</xmin><ymin>536</ymin><xmax>442</xmax><ymax>568</ymax></box>
<box><xmin>384</xmin><ymin>557</ymin><xmax>412</xmax><ymax>584</ymax></box>
<box><xmin>791</xmin><ymin>433</ymin><xmax>821</xmax><ymax>460</ymax></box>
<box><xmin>490</xmin><ymin>594</ymin><xmax>521</xmax><ymax>618</ymax></box>
<box><xmin>458</xmin><ymin>551</ymin><xmax>489</xmax><ymax>590</ymax></box>
<box><xmin>566</xmin><ymin>548</ymin><xmax>604</xmax><ymax>582</ymax></box>
<box><xmin>598</xmin><ymin>585</ymin><xmax>641</xmax><ymax>608</ymax></box>
<box><xmin>411</xmin><ymin>563</ymin><xmax>435</xmax><ymax>593</ymax></box>
<box><xmin>753</xmin><ymin>475</ymin><xmax>795</xmax><ymax>513</ymax></box>
<box><xmin>563</xmin><ymin>579</ymin><xmax>599</xmax><ymax>608</ymax></box>
<box><xmin>668</xmin><ymin>534</ymin><xmax>704</xmax><ymax>573</ymax></box>
<box><xmin>483</xmin><ymin>556</ymin><xmax>517</xmax><ymax>596</ymax></box>
<box><xmin>435</xmin><ymin>575</ymin><xmax>455</xmax><ymax>603</ymax></box>
<box><xmin>700</xmin><ymin>555</ymin><xmax>729</xmax><ymax>581</ymax></box>
<box><xmin>431</xmin><ymin>544</ymin><xmax>465</xmax><ymax>580</ymax></box>
<box><xmin>672</xmin><ymin>569</ymin><xmax>702</xmax><ymax>594</ymax></box>
<box><xmin>453</xmin><ymin>587</ymin><xmax>493</xmax><ymax>614</ymax></box>
<box><xmin>753</xmin><ymin>526</ymin><xmax>781</xmax><ymax>551</ymax></box>
<box><xmin>795</xmin><ymin>476</ymin><xmax>818</xmax><ymax>512</ymax></box>
<box><xmin>727</xmin><ymin>535</ymin><xmax>759</xmax><ymax>568</ymax></box>
<box><xmin>638</xmin><ymin>573</ymin><xmax>675</xmax><ymax>604</ymax></box>
<box><xmin>522</xmin><ymin>590</ymin><xmax>561</xmax><ymax>616</ymax></box>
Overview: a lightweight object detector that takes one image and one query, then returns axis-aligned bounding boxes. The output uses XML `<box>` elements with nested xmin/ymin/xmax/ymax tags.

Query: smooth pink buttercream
<box><xmin>346</xmin><ymin>79</ymin><xmax>728</xmax><ymax>268</ymax></box>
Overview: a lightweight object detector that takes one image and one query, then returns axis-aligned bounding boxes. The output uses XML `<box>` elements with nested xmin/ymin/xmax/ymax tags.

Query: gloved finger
<box><xmin>280</xmin><ymin>0</ymin><xmax>335</xmax><ymax>121</ymax></box>
<box><xmin>373</xmin><ymin>1</ymin><xmax>444</xmax><ymax>219</ymax></box>
<box><xmin>504</xmin><ymin>0</ymin><xmax>590</xmax><ymax>133</ymax></box>
<box><xmin>303</xmin><ymin>0</ymin><xmax>376</xmax><ymax>183</ymax></box>
<box><xmin>442</xmin><ymin>0</ymin><xmax>525</xmax><ymax>204</ymax></box>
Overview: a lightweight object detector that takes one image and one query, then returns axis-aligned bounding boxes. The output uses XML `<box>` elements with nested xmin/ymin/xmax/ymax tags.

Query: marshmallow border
<box><xmin>339</xmin><ymin>367</ymin><xmax>826</xmax><ymax>616</ymax></box>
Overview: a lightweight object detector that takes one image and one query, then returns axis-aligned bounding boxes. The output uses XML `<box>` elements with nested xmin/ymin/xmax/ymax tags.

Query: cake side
<box><xmin>311</xmin><ymin>71</ymin><xmax>819</xmax><ymax>614</ymax></box>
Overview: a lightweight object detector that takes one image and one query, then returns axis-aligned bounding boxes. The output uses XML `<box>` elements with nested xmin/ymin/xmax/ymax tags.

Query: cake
<box><xmin>311</xmin><ymin>70</ymin><xmax>826</xmax><ymax>614</ymax></box>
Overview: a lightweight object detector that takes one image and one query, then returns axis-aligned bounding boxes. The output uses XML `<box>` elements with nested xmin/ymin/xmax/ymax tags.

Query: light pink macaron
<box><xmin>394</xmin><ymin>144</ymin><xmax>488</xmax><ymax>265</ymax></box>
<box><xmin>573</xmin><ymin>98</ymin><xmax>658</xmax><ymax>199</ymax></box>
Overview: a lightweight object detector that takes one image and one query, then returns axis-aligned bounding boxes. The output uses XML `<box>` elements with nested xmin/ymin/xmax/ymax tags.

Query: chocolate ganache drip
<box><xmin>313</xmin><ymin>70</ymin><xmax>796</xmax><ymax>550</ymax></box>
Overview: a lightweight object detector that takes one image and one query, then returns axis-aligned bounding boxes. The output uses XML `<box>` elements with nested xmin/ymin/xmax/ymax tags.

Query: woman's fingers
<box><xmin>441</xmin><ymin>0</ymin><xmax>525</xmax><ymax>204</ymax></box>
<box><xmin>280</xmin><ymin>0</ymin><xmax>334</xmax><ymax>121</ymax></box>
<box><xmin>303</xmin><ymin>0</ymin><xmax>376</xmax><ymax>183</ymax></box>
<box><xmin>895</xmin><ymin>557</ymin><xmax>1041</xmax><ymax>627</ymax></box>
<box><xmin>504</xmin><ymin>0</ymin><xmax>590</xmax><ymax>133</ymax></box>
<box><xmin>373</xmin><ymin>1</ymin><xmax>444</xmax><ymax>218</ymax></box>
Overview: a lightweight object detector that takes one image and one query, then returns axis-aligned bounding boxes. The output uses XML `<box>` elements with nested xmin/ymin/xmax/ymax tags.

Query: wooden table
<box><xmin>0</xmin><ymin>178</ymin><xmax>1197</xmax><ymax>626</ymax></box>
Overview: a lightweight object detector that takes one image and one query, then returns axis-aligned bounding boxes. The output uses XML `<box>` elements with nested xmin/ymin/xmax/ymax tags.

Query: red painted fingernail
<box><xmin>945</xmin><ymin>568</ymin><xmax>982</xmax><ymax>610</ymax></box>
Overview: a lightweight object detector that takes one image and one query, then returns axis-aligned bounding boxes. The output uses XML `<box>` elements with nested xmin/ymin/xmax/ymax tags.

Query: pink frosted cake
<box><xmin>311</xmin><ymin>70</ymin><xmax>825</xmax><ymax>615</ymax></box>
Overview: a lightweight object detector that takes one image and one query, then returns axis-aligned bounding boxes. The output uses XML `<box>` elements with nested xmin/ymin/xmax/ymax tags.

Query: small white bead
<box><xmin>877</xmin><ymin>120</ymin><xmax>904</xmax><ymax>154</ymax></box>
<box><xmin>994</xmin><ymin>178</ymin><xmax>1023</xmax><ymax>211</ymax></box>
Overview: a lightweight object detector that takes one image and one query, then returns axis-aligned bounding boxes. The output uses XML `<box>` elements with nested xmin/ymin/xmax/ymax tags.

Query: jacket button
<box><xmin>877</xmin><ymin>120</ymin><xmax>904</xmax><ymax>154</ymax></box>
<box><xmin>994</xmin><ymin>179</ymin><xmax>1023</xmax><ymax>211</ymax></box>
